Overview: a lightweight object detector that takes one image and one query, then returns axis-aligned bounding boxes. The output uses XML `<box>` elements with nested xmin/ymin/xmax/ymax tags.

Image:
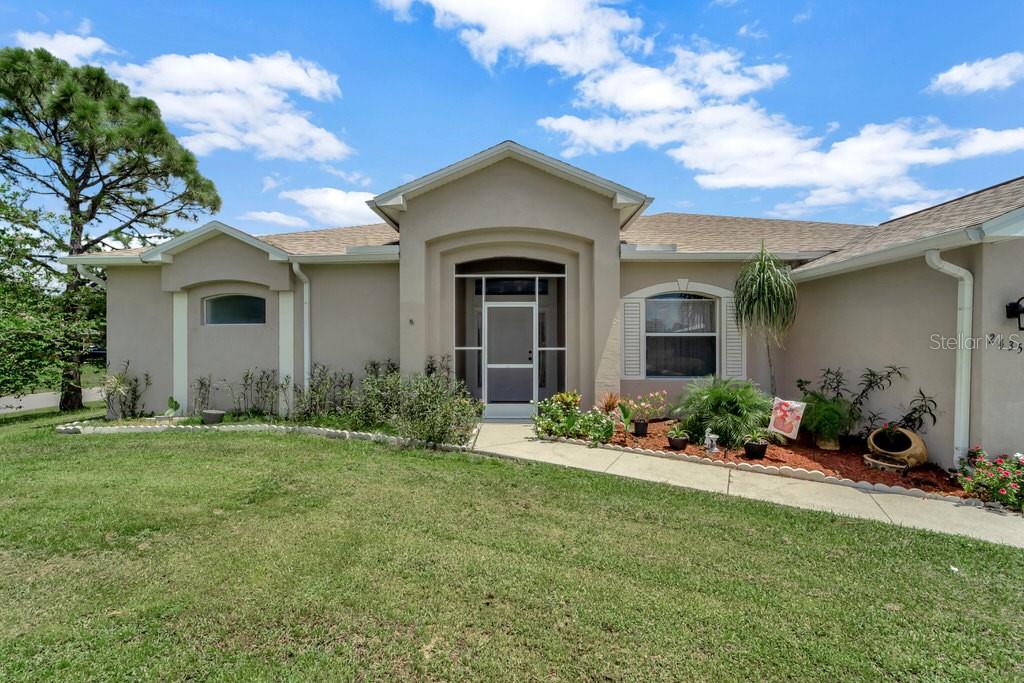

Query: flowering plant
<box><xmin>958</xmin><ymin>446</ymin><xmax>1023</xmax><ymax>510</ymax></box>
<box><xmin>620</xmin><ymin>391</ymin><xmax>668</xmax><ymax>422</ymax></box>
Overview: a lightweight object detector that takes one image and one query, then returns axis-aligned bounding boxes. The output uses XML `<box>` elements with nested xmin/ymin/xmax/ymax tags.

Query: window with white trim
<box><xmin>644</xmin><ymin>293</ymin><xmax>717</xmax><ymax>377</ymax></box>
<box><xmin>204</xmin><ymin>295</ymin><xmax>266</xmax><ymax>325</ymax></box>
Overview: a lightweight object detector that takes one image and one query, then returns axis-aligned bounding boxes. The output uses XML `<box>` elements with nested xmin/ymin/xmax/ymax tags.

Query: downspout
<box><xmin>924</xmin><ymin>250</ymin><xmax>973</xmax><ymax>469</ymax></box>
<box><xmin>76</xmin><ymin>264</ymin><xmax>106</xmax><ymax>289</ymax></box>
<box><xmin>291</xmin><ymin>262</ymin><xmax>311</xmax><ymax>390</ymax></box>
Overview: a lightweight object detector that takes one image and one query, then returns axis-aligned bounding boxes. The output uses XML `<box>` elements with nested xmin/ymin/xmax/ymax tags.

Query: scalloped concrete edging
<box><xmin>55</xmin><ymin>419</ymin><xmax>478</xmax><ymax>454</ymax></box>
<box><xmin>536</xmin><ymin>433</ymin><xmax>1009</xmax><ymax>511</ymax></box>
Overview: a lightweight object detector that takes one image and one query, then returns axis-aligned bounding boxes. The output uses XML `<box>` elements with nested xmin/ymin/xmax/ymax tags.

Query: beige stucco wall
<box><xmin>162</xmin><ymin>233</ymin><xmax>290</xmax><ymax>291</ymax></box>
<box><xmin>397</xmin><ymin>157</ymin><xmax>622</xmax><ymax>407</ymax></box>
<box><xmin>306</xmin><ymin>263</ymin><xmax>400</xmax><ymax>375</ymax></box>
<box><xmin>970</xmin><ymin>239</ymin><xmax>1024</xmax><ymax>456</ymax></box>
<box><xmin>776</xmin><ymin>252</ymin><xmax>972</xmax><ymax>468</ymax></box>
<box><xmin>188</xmin><ymin>281</ymin><xmax>279</xmax><ymax>412</ymax></box>
<box><xmin>105</xmin><ymin>267</ymin><xmax>173</xmax><ymax>414</ymax></box>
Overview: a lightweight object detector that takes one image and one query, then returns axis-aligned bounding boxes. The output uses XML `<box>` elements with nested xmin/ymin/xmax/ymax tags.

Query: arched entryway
<box><xmin>454</xmin><ymin>257</ymin><xmax>566</xmax><ymax>418</ymax></box>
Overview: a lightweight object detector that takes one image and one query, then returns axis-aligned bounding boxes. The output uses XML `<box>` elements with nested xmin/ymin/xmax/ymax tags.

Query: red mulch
<box><xmin>609</xmin><ymin>419</ymin><xmax>966</xmax><ymax>497</ymax></box>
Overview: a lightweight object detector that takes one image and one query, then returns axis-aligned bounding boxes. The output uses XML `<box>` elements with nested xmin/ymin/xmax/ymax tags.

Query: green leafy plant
<box><xmin>578</xmin><ymin>410</ymin><xmax>614</xmax><ymax>444</ymax></box>
<box><xmin>224</xmin><ymin>368</ymin><xmax>285</xmax><ymax>416</ymax></box>
<box><xmin>534</xmin><ymin>394</ymin><xmax>582</xmax><ymax>439</ymax></box>
<box><xmin>292</xmin><ymin>363</ymin><xmax>354</xmax><ymax>420</ymax></box>
<box><xmin>800</xmin><ymin>394</ymin><xmax>853</xmax><ymax>442</ymax></box>
<box><xmin>190</xmin><ymin>374</ymin><xmax>213</xmax><ymax>415</ymax></box>
<box><xmin>958</xmin><ymin>447</ymin><xmax>1023</xmax><ymax>510</ymax></box>
<box><xmin>671</xmin><ymin>377</ymin><xmax>772</xmax><ymax>448</ymax></box>
<box><xmin>350</xmin><ymin>359</ymin><xmax>402</xmax><ymax>429</ymax></box>
<box><xmin>667</xmin><ymin>423</ymin><xmax>690</xmax><ymax>439</ymax></box>
<box><xmin>898</xmin><ymin>390</ymin><xmax>938</xmax><ymax>433</ymax></box>
<box><xmin>619</xmin><ymin>391</ymin><xmax>668</xmax><ymax>422</ymax></box>
<box><xmin>394</xmin><ymin>367</ymin><xmax>482</xmax><ymax>445</ymax></box>
<box><xmin>617</xmin><ymin>400</ymin><xmax>633</xmax><ymax>428</ymax></box>
<box><xmin>164</xmin><ymin>396</ymin><xmax>180</xmax><ymax>417</ymax></box>
<box><xmin>734</xmin><ymin>242</ymin><xmax>798</xmax><ymax>395</ymax></box>
<box><xmin>742</xmin><ymin>427</ymin><xmax>782</xmax><ymax>445</ymax></box>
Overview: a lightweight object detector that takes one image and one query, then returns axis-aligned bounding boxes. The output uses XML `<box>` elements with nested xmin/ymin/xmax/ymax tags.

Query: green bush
<box><xmin>578</xmin><ymin>409</ymin><xmax>614</xmax><ymax>443</ymax></box>
<box><xmin>395</xmin><ymin>371</ymin><xmax>482</xmax><ymax>445</ymax></box>
<box><xmin>959</xmin><ymin>447</ymin><xmax>1023</xmax><ymax>510</ymax></box>
<box><xmin>292</xmin><ymin>363</ymin><xmax>353</xmax><ymax>420</ymax></box>
<box><xmin>349</xmin><ymin>359</ymin><xmax>401</xmax><ymax>429</ymax></box>
<box><xmin>534</xmin><ymin>391</ymin><xmax>615</xmax><ymax>444</ymax></box>
<box><xmin>801</xmin><ymin>394</ymin><xmax>853</xmax><ymax>441</ymax></box>
<box><xmin>671</xmin><ymin>377</ymin><xmax>772</xmax><ymax>448</ymax></box>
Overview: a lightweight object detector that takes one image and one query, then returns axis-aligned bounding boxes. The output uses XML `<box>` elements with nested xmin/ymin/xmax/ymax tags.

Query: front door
<box><xmin>485</xmin><ymin>303</ymin><xmax>535</xmax><ymax>418</ymax></box>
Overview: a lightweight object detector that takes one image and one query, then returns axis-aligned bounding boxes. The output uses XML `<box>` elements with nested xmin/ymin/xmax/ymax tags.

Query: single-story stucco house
<box><xmin>64</xmin><ymin>141</ymin><xmax>1024</xmax><ymax>470</ymax></box>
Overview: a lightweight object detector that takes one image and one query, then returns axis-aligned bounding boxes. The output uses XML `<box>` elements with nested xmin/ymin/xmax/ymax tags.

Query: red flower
<box><xmin>1011</xmin><ymin>483</ymin><xmax>1020</xmax><ymax>490</ymax></box>
<box><xmin>995</xmin><ymin>458</ymin><xmax>1004</xmax><ymax>465</ymax></box>
<box><xmin>999</xmin><ymin>488</ymin><xmax>1008</xmax><ymax>495</ymax></box>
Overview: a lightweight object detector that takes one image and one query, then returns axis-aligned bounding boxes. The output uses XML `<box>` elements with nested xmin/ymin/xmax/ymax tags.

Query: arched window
<box><xmin>644</xmin><ymin>293</ymin><xmax>717</xmax><ymax>377</ymax></box>
<box><xmin>204</xmin><ymin>295</ymin><xmax>266</xmax><ymax>325</ymax></box>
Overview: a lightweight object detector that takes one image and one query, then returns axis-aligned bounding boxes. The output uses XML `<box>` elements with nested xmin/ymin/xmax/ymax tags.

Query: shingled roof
<box><xmin>795</xmin><ymin>175</ymin><xmax>1024</xmax><ymax>274</ymax></box>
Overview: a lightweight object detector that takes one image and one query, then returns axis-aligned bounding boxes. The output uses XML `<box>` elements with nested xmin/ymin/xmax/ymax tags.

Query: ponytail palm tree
<box><xmin>734</xmin><ymin>242</ymin><xmax>798</xmax><ymax>395</ymax></box>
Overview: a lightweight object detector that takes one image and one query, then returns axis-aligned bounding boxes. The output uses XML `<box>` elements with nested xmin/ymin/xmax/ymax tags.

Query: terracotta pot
<box><xmin>743</xmin><ymin>442</ymin><xmax>768</xmax><ymax>459</ymax></box>
<box><xmin>815</xmin><ymin>435</ymin><xmax>840</xmax><ymax>451</ymax></box>
<box><xmin>632</xmin><ymin>420</ymin><xmax>649</xmax><ymax>437</ymax></box>
<box><xmin>867</xmin><ymin>427</ymin><xmax>928</xmax><ymax>467</ymax></box>
<box><xmin>667</xmin><ymin>436</ymin><xmax>689</xmax><ymax>451</ymax></box>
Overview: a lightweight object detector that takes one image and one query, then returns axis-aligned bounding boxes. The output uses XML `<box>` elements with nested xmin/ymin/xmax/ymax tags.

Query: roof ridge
<box><xmin>635</xmin><ymin>211</ymin><xmax>871</xmax><ymax>228</ymax></box>
<box><xmin>880</xmin><ymin>175</ymin><xmax>1024</xmax><ymax>225</ymax></box>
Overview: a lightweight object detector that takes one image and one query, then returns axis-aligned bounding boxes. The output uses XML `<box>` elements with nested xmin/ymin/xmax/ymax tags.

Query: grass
<box><xmin>0</xmin><ymin>410</ymin><xmax>1021</xmax><ymax>681</ymax></box>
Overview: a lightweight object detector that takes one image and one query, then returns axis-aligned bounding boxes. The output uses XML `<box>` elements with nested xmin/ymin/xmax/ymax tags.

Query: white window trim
<box><xmin>203</xmin><ymin>294</ymin><xmax>268</xmax><ymax>326</ymax></box>
<box><xmin>621</xmin><ymin>280</ymin><xmax>745</xmax><ymax>381</ymax></box>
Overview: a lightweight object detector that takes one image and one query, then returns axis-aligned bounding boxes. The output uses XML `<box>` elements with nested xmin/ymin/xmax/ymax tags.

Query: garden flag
<box><xmin>769</xmin><ymin>398</ymin><xmax>805</xmax><ymax>440</ymax></box>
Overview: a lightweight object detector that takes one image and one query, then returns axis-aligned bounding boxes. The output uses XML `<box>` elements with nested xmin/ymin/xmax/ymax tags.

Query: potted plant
<box><xmin>742</xmin><ymin>427</ymin><xmax>774</xmax><ymax>459</ymax></box>
<box><xmin>622</xmin><ymin>391</ymin><xmax>668</xmax><ymax>438</ymax></box>
<box><xmin>667</xmin><ymin>424</ymin><xmax>690</xmax><ymax>451</ymax></box>
<box><xmin>800</xmin><ymin>394</ymin><xmax>850</xmax><ymax>451</ymax></box>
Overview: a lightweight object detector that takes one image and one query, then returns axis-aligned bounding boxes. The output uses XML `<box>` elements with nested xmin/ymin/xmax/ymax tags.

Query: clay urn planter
<box><xmin>867</xmin><ymin>426</ymin><xmax>928</xmax><ymax>467</ymax></box>
<box><xmin>743</xmin><ymin>441</ymin><xmax>768</xmax><ymax>459</ymax></box>
<box><xmin>667</xmin><ymin>435</ymin><xmax>689</xmax><ymax>451</ymax></box>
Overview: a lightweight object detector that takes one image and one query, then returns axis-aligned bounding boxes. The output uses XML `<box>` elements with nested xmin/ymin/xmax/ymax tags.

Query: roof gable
<box><xmin>367</xmin><ymin>140</ymin><xmax>651</xmax><ymax>230</ymax></box>
<box><xmin>139</xmin><ymin>220</ymin><xmax>290</xmax><ymax>264</ymax></box>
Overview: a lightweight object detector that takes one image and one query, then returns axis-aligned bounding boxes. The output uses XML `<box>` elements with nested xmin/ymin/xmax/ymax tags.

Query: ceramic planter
<box><xmin>202</xmin><ymin>409</ymin><xmax>226</xmax><ymax>425</ymax></box>
<box><xmin>743</xmin><ymin>442</ymin><xmax>768</xmax><ymax>459</ymax></box>
<box><xmin>667</xmin><ymin>436</ymin><xmax>689</xmax><ymax>451</ymax></box>
<box><xmin>632</xmin><ymin>420</ymin><xmax>649</xmax><ymax>437</ymax></box>
<box><xmin>867</xmin><ymin>427</ymin><xmax>928</xmax><ymax>467</ymax></box>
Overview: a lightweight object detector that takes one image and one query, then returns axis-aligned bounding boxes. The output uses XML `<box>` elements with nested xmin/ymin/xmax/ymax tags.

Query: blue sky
<box><xmin>5</xmin><ymin>0</ymin><xmax>1024</xmax><ymax>234</ymax></box>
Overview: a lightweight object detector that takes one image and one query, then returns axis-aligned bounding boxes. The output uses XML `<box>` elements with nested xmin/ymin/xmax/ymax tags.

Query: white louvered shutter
<box><xmin>721</xmin><ymin>296</ymin><xmax>746</xmax><ymax>379</ymax></box>
<box><xmin>621</xmin><ymin>300</ymin><xmax>643</xmax><ymax>378</ymax></box>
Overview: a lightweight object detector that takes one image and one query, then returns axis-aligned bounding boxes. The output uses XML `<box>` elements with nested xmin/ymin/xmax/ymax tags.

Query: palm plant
<box><xmin>734</xmin><ymin>242</ymin><xmax>798</xmax><ymax>395</ymax></box>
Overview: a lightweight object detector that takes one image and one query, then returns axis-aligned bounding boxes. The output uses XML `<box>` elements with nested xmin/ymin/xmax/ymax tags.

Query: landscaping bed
<box><xmin>611</xmin><ymin>419</ymin><xmax>966</xmax><ymax>496</ymax></box>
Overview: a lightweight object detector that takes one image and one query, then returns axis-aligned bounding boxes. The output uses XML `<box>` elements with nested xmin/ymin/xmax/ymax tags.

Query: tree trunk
<box><xmin>59</xmin><ymin>363</ymin><xmax>84</xmax><ymax>411</ymax></box>
<box><xmin>765</xmin><ymin>335</ymin><xmax>777</xmax><ymax>397</ymax></box>
<box><xmin>59</xmin><ymin>211</ymin><xmax>85</xmax><ymax>412</ymax></box>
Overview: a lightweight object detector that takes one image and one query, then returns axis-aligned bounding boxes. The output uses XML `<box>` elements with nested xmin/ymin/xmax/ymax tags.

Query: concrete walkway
<box><xmin>0</xmin><ymin>388</ymin><xmax>104</xmax><ymax>415</ymax></box>
<box><xmin>473</xmin><ymin>423</ymin><xmax>1024</xmax><ymax>549</ymax></box>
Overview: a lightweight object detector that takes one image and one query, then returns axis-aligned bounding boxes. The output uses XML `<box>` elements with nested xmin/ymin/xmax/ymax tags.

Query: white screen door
<box><xmin>485</xmin><ymin>303</ymin><xmax>535</xmax><ymax>416</ymax></box>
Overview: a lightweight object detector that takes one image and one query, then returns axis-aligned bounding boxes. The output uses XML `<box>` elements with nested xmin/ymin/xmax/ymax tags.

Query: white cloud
<box><xmin>261</xmin><ymin>175</ymin><xmax>281</xmax><ymax>192</ymax></box>
<box><xmin>377</xmin><ymin>0</ymin><xmax>640</xmax><ymax>75</ymax></box>
<box><xmin>110</xmin><ymin>52</ymin><xmax>351</xmax><ymax>161</ymax></box>
<box><xmin>14</xmin><ymin>28</ymin><xmax>115</xmax><ymax>66</ymax></box>
<box><xmin>793</xmin><ymin>6</ymin><xmax>813</xmax><ymax>24</ymax></box>
<box><xmin>280</xmin><ymin>188</ymin><xmax>378</xmax><ymax>225</ymax></box>
<box><xmin>737</xmin><ymin>21</ymin><xmax>767</xmax><ymax>40</ymax></box>
<box><xmin>385</xmin><ymin>4</ymin><xmax>1024</xmax><ymax>218</ymax></box>
<box><xmin>322</xmin><ymin>166</ymin><xmax>374</xmax><ymax>187</ymax></box>
<box><xmin>239</xmin><ymin>211</ymin><xmax>309</xmax><ymax>228</ymax></box>
<box><xmin>928</xmin><ymin>52</ymin><xmax>1024</xmax><ymax>94</ymax></box>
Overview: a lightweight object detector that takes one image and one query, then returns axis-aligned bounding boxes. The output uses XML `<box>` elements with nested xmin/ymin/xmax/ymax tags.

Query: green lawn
<box><xmin>0</xmin><ymin>410</ymin><xmax>1021</xmax><ymax>681</ymax></box>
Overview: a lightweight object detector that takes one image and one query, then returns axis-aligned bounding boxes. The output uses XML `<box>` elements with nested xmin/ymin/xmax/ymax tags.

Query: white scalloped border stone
<box><xmin>55</xmin><ymin>419</ymin><xmax>479</xmax><ymax>454</ymax></box>
<box><xmin>534</xmin><ymin>432</ymin><xmax>1004</xmax><ymax>509</ymax></box>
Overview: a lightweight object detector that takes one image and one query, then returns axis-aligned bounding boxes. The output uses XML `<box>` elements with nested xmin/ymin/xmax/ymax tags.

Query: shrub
<box><xmin>959</xmin><ymin>447</ymin><xmax>1023</xmax><ymax>510</ymax></box>
<box><xmin>596</xmin><ymin>392</ymin><xmax>619</xmax><ymax>415</ymax></box>
<box><xmin>578</xmin><ymin>409</ymin><xmax>614</xmax><ymax>443</ymax></box>
<box><xmin>350</xmin><ymin>359</ymin><xmax>402</xmax><ymax>429</ymax></box>
<box><xmin>395</xmin><ymin>369</ymin><xmax>482</xmax><ymax>445</ymax></box>
<box><xmin>801</xmin><ymin>394</ymin><xmax>853</xmax><ymax>442</ymax></box>
<box><xmin>292</xmin><ymin>363</ymin><xmax>353</xmax><ymax>420</ymax></box>
<box><xmin>224</xmin><ymin>368</ymin><xmax>285</xmax><ymax>416</ymax></box>
<box><xmin>534</xmin><ymin>392</ymin><xmax>583</xmax><ymax>438</ymax></box>
<box><xmin>671</xmin><ymin>377</ymin><xmax>772</xmax><ymax>448</ymax></box>
<box><xmin>620</xmin><ymin>391</ymin><xmax>668</xmax><ymax>422</ymax></box>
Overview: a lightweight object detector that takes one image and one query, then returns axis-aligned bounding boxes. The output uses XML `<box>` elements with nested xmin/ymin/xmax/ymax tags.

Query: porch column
<box><xmin>172</xmin><ymin>290</ymin><xmax>188</xmax><ymax>413</ymax></box>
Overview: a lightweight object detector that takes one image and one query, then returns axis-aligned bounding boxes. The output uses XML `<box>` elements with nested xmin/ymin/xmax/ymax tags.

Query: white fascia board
<box><xmin>141</xmin><ymin>220</ymin><xmax>291</xmax><ymax>263</ymax></box>
<box><xmin>621</xmin><ymin>245</ymin><xmax>830</xmax><ymax>262</ymax></box>
<box><xmin>59</xmin><ymin>254</ymin><xmax>154</xmax><ymax>266</ymax></box>
<box><xmin>791</xmin><ymin>229</ymin><xmax>976</xmax><ymax>282</ymax></box>
<box><xmin>980</xmin><ymin>205</ymin><xmax>1024</xmax><ymax>237</ymax></box>
<box><xmin>368</xmin><ymin>140</ymin><xmax>649</xmax><ymax>228</ymax></box>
